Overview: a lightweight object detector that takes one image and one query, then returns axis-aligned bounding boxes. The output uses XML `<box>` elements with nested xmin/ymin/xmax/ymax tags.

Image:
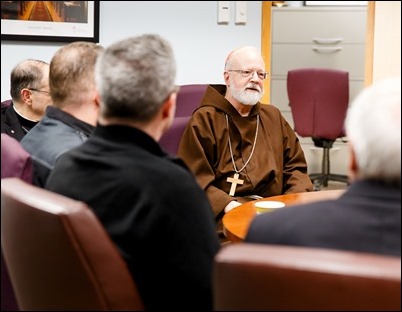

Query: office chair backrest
<box><xmin>214</xmin><ymin>243</ymin><xmax>401</xmax><ymax>311</ymax></box>
<box><xmin>1</xmin><ymin>133</ymin><xmax>31</xmax><ymax>311</ymax></box>
<box><xmin>159</xmin><ymin>116</ymin><xmax>190</xmax><ymax>155</ymax></box>
<box><xmin>1</xmin><ymin>134</ymin><xmax>33</xmax><ymax>183</ymax></box>
<box><xmin>1</xmin><ymin>178</ymin><xmax>144</xmax><ymax>311</ymax></box>
<box><xmin>287</xmin><ymin>68</ymin><xmax>349</xmax><ymax>140</ymax></box>
<box><xmin>175</xmin><ymin>84</ymin><xmax>207</xmax><ymax>117</ymax></box>
<box><xmin>159</xmin><ymin>84</ymin><xmax>207</xmax><ymax>154</ymax></box>
<box><xmin>1</xmin><ymin>99</ymin><xmax>12</xmax><ymax>108</ymax></box>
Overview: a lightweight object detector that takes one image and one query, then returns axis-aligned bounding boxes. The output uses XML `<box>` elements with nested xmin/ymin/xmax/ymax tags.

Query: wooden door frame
<box><xmin>261</xmin><ymin>1</ymin><xmax>272</xmax><ymax>104</ymax></box>
<box><xmin>364</xmin><ymin>1</ymin><xmax>375</xmax><ymax>86</ymax></box>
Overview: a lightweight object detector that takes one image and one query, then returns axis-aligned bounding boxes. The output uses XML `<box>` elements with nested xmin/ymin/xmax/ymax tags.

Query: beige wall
<box><xmin>372</xmin><ymin>1</ymin><xmax>401</xmax><ymax>82</ymax></box>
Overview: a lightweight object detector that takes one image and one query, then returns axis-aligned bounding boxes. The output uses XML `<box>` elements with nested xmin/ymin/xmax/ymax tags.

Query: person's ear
<box><xmin>162</xmin><ymin>92</ymin><xmax>176</xmax><ymax>120</ymax></box>
<box><xmin>224</xmin><ymin>71</ymin><xmax>230</xmax><ymax>85</ymax></box>
<box><xmin>94</xmin><ymin>92</ymin><xmax>101</xmax><ymax>108</ymax></box>
<box><xmin>348</xmin><ymin>144</ymin><xmax>358</xmax><ymax>181</ymax></box>
<box><xmin>21</xmin><ymin>89</ymin><xmax>32</xmax><ymax>105</ymax></box>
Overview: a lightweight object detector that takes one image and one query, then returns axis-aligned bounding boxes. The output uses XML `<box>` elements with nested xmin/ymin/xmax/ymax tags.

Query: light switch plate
<box><xmin>235</xmin><ymin>1</ymin><xmax>247</xmax><ymax>24</ymax></box>
<box><xmin>218</xmin><ymin>1</ymin><xmax>230</xmax><ymax>24</ymax></box>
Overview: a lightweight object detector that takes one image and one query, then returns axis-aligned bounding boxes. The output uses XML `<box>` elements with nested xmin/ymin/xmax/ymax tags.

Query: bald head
<box><xmin>224</xmin><ymin>46</ymin><xmax>265</xmax><ymax>71</ymax></box>
<box><xmin>10</xmin><ymin>59</ymin><xmax>49</xmax><ymax>102</ymax></box>
<box><xmin>223</xmin><ymin>46</ymin><xmax>266</xmax><ymax>111</ymax></box>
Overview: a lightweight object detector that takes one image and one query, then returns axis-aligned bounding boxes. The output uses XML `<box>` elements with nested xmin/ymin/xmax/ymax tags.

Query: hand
<box><xmin>224</xmin><ymin>201</ymin><xmax>242</xmax><ymax>213</ymax></box>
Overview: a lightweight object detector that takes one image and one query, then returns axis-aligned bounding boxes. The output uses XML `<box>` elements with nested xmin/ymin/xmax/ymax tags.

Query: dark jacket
<box><xmin>246</xmin><ymin>180</ymin><xmax>401</xmax><ymax>257</ymax></box>
<box><xmin>20</xmin><ymin>106</ymin><xmax>94</xmax><ymax>187</ymax></box>
<box><xmin>1</xmin><ymin>101</ymin><xmax>26</xmax><ymax>141</ymax></box>
<box><xmin>45</xmin><ymin>124</ymin><xmax>220</xmax><ymax>310</ymax></box>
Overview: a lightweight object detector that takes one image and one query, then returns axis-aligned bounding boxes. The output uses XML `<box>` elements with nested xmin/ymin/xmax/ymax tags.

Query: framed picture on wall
<box><xmin>1</xmin><ymin>1</ymin><xmax>99</xmax><ymax>43</ymax></box>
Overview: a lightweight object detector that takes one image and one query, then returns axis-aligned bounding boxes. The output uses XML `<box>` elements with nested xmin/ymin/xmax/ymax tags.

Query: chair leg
<box><xmin>309</xmin><ymin>145</ymin><xmax>348</xmax><ymax>190</ymax></box>
<box><xmin>328</xmin><ymin>174</ymin><xmax>349</xmax><ymax>184</ymax></box>
<box><xmin>322</xmin><ymin>147</ymin><xmax>330</xmax><ymax>187</ymax></box>
<box><xmin>313</xmin><ymin>178</ymin><xmax>323</xmax><ymax>191</ymax></box>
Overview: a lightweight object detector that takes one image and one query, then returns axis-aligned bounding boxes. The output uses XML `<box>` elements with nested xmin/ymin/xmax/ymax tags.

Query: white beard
<box><xmin>231</xmin><ymin>84</ymin><xmax>263</xmax><ymax>106</ymax></box>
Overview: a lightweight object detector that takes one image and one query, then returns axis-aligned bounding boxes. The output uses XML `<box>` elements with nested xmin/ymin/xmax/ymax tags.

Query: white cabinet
<box><xmin>270</xmin><ymin>6</ymin><xmax>367</xmax><ymax>176</ymax></box>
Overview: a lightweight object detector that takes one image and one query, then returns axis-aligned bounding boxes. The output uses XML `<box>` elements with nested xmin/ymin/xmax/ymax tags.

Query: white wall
<box><xmin>1</xmin><ymin>1</ymin><xmax>262</xmax><ymax>101</ymax></box>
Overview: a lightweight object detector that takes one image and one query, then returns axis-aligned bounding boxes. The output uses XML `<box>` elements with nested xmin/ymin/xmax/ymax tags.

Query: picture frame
<box><xmin>1</xmin><ymin>1</ymin><xmax>99</xmax><ymax>43</ymax></box>
<box><xmin>304</xmin><ymin>1</ymin><xmax>367</xmax><ymax>6</ymax></box>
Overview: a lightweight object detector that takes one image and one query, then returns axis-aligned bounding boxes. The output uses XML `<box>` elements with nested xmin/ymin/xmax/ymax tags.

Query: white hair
<box><xmin>345</xmin><ymin>77</ymin><xmax>401</xmax><ymax>182</ymax></box>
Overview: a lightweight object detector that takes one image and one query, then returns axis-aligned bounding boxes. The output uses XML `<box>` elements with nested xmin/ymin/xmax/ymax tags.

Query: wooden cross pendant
<box><xmin>227</xmin><ymin>173</ymin><xmax>244</xmax><ymax>196</ymax></box>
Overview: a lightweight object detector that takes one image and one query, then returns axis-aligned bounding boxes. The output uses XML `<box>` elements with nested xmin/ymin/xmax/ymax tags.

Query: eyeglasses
<box><xmin>227</xmin><ymin>69</ymin><xmax>268</xmax><ymax>80</ymax></box>
<box><xmin>29</xmin><ymin>88</ymin><xmax>50</xmax><ymax>95</ymax></box>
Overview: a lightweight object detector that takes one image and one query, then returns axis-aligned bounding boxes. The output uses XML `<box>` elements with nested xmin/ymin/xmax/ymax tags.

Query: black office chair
<box><xmin>287</xmin><ymin>68</ymin><xmax>349</xmax><ymax>190</ymax></box>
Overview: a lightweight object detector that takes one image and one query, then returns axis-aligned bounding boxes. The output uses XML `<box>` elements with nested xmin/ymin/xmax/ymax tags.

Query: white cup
<box><xmin>255</xmin><ymin>201</ymin><xmax>285</xmax><ymax>214</ymax></box>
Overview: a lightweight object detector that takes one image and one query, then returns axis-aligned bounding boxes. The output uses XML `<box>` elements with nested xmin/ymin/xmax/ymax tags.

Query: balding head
<box><xmin>223</xmin><ymin>46</ymin><xmax>266</xmax><ymax>111</ymax></box>
<box><xmin>224</xmin><ymin>46</ymin><xmax>265</xmax><ymax>71</ymax></box>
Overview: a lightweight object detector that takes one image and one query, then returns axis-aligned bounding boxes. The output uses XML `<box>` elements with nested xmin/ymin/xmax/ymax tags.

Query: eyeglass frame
<box><xmin>29</xmin><ymin>88</ymin><xmax>51</xmax><ymax>95</ymax></box>
<box><xmin>226</xmin><ymin>69</ymin><xmax>268</xmax><ymax>80</ymax></box>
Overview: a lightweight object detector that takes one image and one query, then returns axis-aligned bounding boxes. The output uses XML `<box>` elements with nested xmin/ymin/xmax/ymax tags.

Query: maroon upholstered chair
<box><xmin>287</xmin><ymin>68</ymin><xmax>349</xmax><ymax>190</ymax></box>
<box><xmin>160</xmin><ymin>84</ymin><xmax>207</xmax><ymax>155</ymax></box>
<box><xmin>214</xmin><ymin>243</ymin><xmax>401</xmax><ymax>311</ymax></box>
<box><xmin>1</xmin><ymin>99</ymin><xmax>12</xmax><ymax>108</ymax></box>
<box><xmin>1</xmin><ymin>178</ymin><xmax>144</xmax><ymax>311</ymax></box>
<box><xmin>1</xmin><ymin>133</ymin><xmax>33</xmax><ymax>311</ymax></box>
<box><xmin>174</xmin><ymin>84</ymin><xmax>207</xmax><ymax>117</ymax></box>
<box><xmin>160</xmin><ymin>116</ymin><xmax>190</xmax><ymax>155</ymax></box>
<box><xmin>1</xmin><ymin>133</ymin><xmax>33</xmax><ymax>183</ymax></box>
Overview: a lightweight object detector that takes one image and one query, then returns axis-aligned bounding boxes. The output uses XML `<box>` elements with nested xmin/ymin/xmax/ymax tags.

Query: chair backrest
<box><xmin>1</xmin><ymin>252</ymin><xmax>18</xmax><ymax>311</ymax></box>
<box><xmin>214</xmin><ymin>243</ymin><xmax>401</xmax><ymax>311</ymax></box>
<box><xmin>159</xmin><ymin>84</ymin><xmax>207</xmax><ymax>154</ymax></box>
<box><xmin>1</xmin><ymin>178</ymin><xmax>144</xmax><ymax>311</ymax></box>
<box><xmin>287</xmin><ymin>68</ymin><xmax>349</xmax><ymax>139</ymax></box>
<box><xmin>1</xmin><ymin>133</ymin><xmax>30</xmax><ymax>311</ymax></box>
<box><xmin>175</xmin><ymin>84</ymin><xmax>207</xmax><ymax>117</ymax></box>
<box><xmin>1</xmin><ymin>99</ymin><xmax>12</xmax><ymax>108</ymax></box>
<box><xmin>159</xmin><ymin>116</ymin><xmax>190</xmax><ymax>155</ymax></box>
<box><xmin>1</xmin><ymin>133</ymin><xmax>32</xmax><ymax>183</ymax></box>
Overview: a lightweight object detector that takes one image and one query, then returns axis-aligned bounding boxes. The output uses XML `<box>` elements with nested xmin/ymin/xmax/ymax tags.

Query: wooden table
<box><xmin>222</xmin><ymin>190</ymin><xmax>345</xmax><ymax>243</ymax></box>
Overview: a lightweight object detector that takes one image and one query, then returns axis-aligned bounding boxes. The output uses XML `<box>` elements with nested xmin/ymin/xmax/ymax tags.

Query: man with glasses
<box><xmin>21</xmin><ymin>42</ymin><xmax>103</xmax><ymax>187</ymax></box>
<box><xmin>177</xmin><ymin>46</ymin><xmax>313</xmax><ymax>241</ymax></box>
<box><xmin>1</xmin><ymin>59</ymin><xmax>52</xmax><ymax>141</ymax></box>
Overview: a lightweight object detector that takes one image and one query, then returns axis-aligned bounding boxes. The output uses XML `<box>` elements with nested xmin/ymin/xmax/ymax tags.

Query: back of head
<box><xmin>95</xmin><ymin>34</ymin><xmax>176</xmax><ymax>122</ymax></box>
<box><xmin>345</xmin><ymin>77</ymin><xmax>401</xmax><ymax>183</ymax></box>
<box><xmin>50</xmin><ymin>41</ymin><xmax>103</xmax><ymax>109</ymax></box>
<box><xmin>10</xmin><ymin>59</ymin><xmax>49</xmax><ymax>103</ymax></box>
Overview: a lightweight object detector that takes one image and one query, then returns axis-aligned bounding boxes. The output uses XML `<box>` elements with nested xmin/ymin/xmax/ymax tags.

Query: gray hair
<box><xmin>95</xmin><ymin>34</ymin><xmax>176</xmax><ymax>122</ymax></box>
<box><xmin>345</xmin><ymin>77</ymin><xmax>401</xmax><ymax>183</ymax></box>
<box><xmin>10</xmin><ymin>59</ymin><xmax>49</xmax><ymax>102</ymax></box>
